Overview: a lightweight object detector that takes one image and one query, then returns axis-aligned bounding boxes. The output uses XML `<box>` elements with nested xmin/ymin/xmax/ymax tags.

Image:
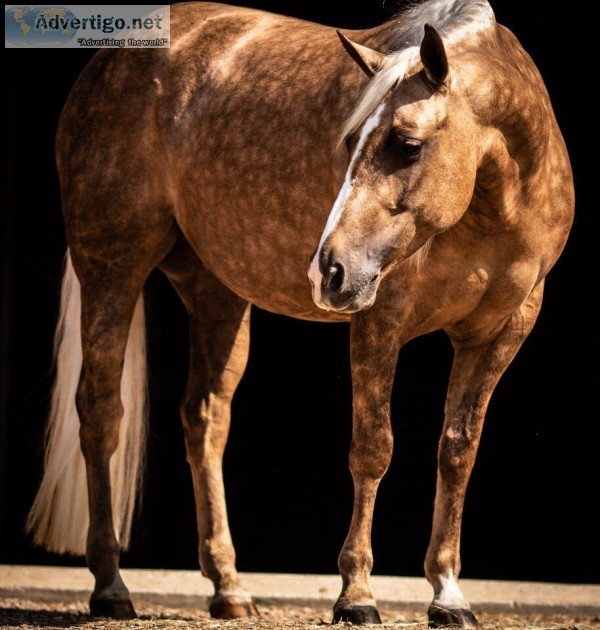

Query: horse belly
<box><xmin>176</xmin><ymin>193</ymin><xmax>349</xmax><ymax>323</ymax></box>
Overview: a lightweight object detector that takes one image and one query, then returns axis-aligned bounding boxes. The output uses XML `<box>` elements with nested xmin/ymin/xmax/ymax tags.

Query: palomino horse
<box><xmin>27</xmin><ymin>0</ymin><xmax>573</xmax><ymax>627</ymax></box>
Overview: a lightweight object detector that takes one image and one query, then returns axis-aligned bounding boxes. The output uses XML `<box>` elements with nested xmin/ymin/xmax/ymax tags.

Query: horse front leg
<box><xmin>333</xmin><ymin>309</ymin><xmax>404</xmax><ymax>625</ymax></box>
<box><xmin>426</xmin><ymin>283</ymin><xmax>544</xmax><ymax>629</ymax></box>
<box><xmin>164</xmin><ymin>252</ymin><xmax>257</xmax><ymax>619</ymax></box>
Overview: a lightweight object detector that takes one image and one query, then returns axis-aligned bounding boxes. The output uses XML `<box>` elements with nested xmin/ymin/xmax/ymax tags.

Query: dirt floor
<box><xmin>1</xmin><ymin>599</ymin><xmax>599</xmax><ymax>630</ymax></box>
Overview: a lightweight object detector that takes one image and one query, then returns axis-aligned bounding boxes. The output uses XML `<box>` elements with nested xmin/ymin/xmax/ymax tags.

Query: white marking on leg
<box><xmin>434</xmin><ymin>571</ymin><xmax>468</xmax><ymax>608</ymax></box>
<box><xmin>308</xmin><ymin>102</ymin><xmax>386</xmax><ymax>306</ymax></box>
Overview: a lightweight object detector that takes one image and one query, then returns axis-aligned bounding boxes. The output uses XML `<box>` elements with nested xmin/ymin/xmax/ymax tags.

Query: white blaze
<box><xmin>308</xmin><ymin>102</ymin><xmax>386</xmax><ymax>306</ymax></box>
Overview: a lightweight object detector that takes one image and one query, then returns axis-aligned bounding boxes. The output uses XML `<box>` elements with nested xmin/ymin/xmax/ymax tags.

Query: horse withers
<box><xmin>27</xmin><ymin>1</ymin><xmax>574</xmax><ymax>627</ymax></box>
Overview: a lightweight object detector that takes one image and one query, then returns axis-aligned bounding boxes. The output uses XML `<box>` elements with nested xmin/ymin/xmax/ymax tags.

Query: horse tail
<box><xmin>26</xmin><ymin>250</ymin><xmax>148</xmax><ymax>555</ymax></box>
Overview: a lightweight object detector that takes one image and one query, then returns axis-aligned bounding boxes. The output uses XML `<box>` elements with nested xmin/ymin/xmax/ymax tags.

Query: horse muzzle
<box><xmin>308</xmin><ymin>251</ymin><xmax>382</xmax><ymax>313</ymax></box>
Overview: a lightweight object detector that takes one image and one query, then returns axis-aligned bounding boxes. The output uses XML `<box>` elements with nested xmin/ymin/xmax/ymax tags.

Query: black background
<box><xmin>2</xmin><ymin>1</ymin><xmax>598</xmax><ymax>585</ymax></box>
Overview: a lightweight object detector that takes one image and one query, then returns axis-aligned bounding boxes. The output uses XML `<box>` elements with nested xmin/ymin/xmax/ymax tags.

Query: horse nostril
<box><xmin>324</xmin><ymin>262</ymin><xmax>345</xmax><ymax>293</ymax></box>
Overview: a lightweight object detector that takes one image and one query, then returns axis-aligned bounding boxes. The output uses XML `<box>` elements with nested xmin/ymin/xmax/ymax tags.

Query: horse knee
<box><xmin>349</xmin><ymin>423</ymin><xmax>393</xmax><ymax>480</ymax></box>
<box><xmin>438</xmin><ymin>428</ymin><xmax>477</xmax><ymax>482</ymax></box>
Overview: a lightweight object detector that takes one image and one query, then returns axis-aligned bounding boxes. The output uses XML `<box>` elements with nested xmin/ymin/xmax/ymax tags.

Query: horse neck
<box><xmin>465</xmin><ymin>37</ymin><xmax>553</xmax><ymax>228</ymax></box>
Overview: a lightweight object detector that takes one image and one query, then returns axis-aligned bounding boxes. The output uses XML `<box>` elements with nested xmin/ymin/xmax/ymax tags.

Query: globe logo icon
<box><xmin>5</xmin><ymin>6</ymin><xmax>78</xmax><ymax>46</ymax></box>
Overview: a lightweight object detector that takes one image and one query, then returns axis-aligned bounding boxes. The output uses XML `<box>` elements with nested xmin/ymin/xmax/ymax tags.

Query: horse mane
<box><xmin>339</xmin><ymin>0</ymin><xmax>496</xmax><ymax>144</ymax></box>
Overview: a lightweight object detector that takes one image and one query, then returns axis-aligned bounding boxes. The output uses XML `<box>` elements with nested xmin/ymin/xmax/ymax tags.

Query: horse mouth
<box><xmin>313</xmin><ymin>273</ymin><xmax>381</xmax><ymax>314</ymax></box>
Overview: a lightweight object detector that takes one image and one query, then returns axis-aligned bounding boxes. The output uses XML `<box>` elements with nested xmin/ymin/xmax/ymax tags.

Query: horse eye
<box><xmin>388</xmin><ymin>133</ymin><xmax>423</xmax><ymax>160</ymax></box>
<box><xmin>401</xmin><ymin>139</ymin><xmax>422</xmax><ymax>158</ymax></box>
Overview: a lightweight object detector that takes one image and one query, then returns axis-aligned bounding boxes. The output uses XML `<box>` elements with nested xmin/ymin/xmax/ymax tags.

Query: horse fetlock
<box><xmin>424</xmin><ymin>548</ymin><xmax>460</xmax><ymax>583</ymax></box>
<box><xmin>200</xmin><ymin>559</ymin><xmax>241</xmax><ymax>601</ymax></box>
<box><xmin>201</xmin><ymin>565</ymin><xmax>240</xmax><ymax>591</ymax></box>
<box><xmin>86</xmin><ymin>539</ymin><xmax>120</xmax><ymax>580</ymax></box>
<box><xmin>339</xmin><ymin>546</ymin><xmax>374</xmax><ymax>578</ymax></box>
<box><xmin>89</xmin><ymin>572</ymin><xmax>136</xmax><ymax>619</ymax></box>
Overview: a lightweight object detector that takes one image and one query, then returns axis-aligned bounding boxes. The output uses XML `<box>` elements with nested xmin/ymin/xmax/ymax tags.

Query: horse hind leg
<box><xmin>161</xmin><ymin>243</ymin><xmax>257</xmax><ymax>619</ymax></box>
<box><xmin>73</xmin><ymin>226</ymin><xmax>176</xmax><ymax>618</ymax></box>
<box><xmin>426</xmin><ymin>282</ymin><xmax>545</xmax><ymax>629</ymax></box>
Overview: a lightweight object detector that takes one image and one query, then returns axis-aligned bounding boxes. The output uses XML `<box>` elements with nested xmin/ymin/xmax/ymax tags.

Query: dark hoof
<box><xmin>333</xmin><ymin>605</ymin><xmax>382</xmax><ymax>625</ymax></box>
<box><xmin>209</xmin><ymin>597</ymin><xmax>260</xmax><ymax>619</ymax></box>
<box><xmin>89</xmin><ymin>597</ymin><xmax>136</xmax><ymax>619</ymax></box>
<box><xmin>428</xmin><ymin>605</ymin><xmax>479</xmax><ymax>628</ymax></box>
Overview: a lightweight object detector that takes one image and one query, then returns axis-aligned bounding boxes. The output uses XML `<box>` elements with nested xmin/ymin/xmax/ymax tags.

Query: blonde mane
<box><xmin>339</xmin><ymin>0</ymin><xmax>496</xmax><ymax>143</ymax></box>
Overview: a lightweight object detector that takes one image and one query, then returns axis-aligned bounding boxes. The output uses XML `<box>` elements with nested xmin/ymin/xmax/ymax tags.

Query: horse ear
<box><xmin>337</xmin><ymin>30</ymin><xmax>385</xmax><ymax>78</ymax></box>
<box><xmin>420</xmin><ymin>24</ymin><xmax>449</xmax><ymax>87</ymax></box>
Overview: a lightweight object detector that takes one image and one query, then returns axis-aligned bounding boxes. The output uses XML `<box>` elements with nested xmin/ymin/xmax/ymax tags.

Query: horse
<box><xmin>26</xmin><ymin>0</ymin><xmax>574</xmax><ymax>627</ymax></box>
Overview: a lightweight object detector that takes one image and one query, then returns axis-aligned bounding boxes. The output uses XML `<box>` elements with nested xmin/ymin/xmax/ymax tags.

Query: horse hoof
<box><xmin>333</xmin><ymin>604</ymin><xmax>382</xmax><ymax>625</ymax></box>
<box><xmin>89</xmin><ymin>597</ymin><xmax>137</xmax><ymax>619</ymax></box>
<box><xmin>209</xmin><ymin>596</ymin><xmax>260</xmax><ymax>619</ymax></box>
<box><xmin>428</xmin><ymin>605</ymin><xmax>479</xmax><ymax>628</ymax></box>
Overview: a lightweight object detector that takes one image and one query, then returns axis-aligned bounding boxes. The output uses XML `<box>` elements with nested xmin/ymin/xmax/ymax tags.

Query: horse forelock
<box><xmin>338</xmin><ymin>0</ymin><xmax>496</xmax><ymax>145</ymax></box>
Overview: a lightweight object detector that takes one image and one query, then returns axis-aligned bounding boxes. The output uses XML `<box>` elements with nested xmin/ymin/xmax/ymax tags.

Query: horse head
<box><xmin>309</xmin><ymin>26</ymin><xmax>481</xmax><ymax>312</ymax></box>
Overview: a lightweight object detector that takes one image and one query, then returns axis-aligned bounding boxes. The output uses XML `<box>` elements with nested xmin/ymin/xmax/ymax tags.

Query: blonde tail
<box><xmin>26</xmin><ymin>250</ymin><xmax>147</xmax><ymax>555</ymax></box>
